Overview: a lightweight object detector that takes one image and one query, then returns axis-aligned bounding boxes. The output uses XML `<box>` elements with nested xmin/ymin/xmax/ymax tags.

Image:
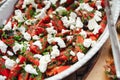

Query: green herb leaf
<box><xmin>18</xmin><ymin>22</ymin><xmax>23</xmax><ymax>27</ymax></box>
<box><xmin>14</xmin><ymin>35</ymin><xmax>22</xmax><ymax>41</ymax></box>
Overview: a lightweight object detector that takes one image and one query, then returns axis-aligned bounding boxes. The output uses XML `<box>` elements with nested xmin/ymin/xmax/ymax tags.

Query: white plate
<box><xmin>0</xmin><ymin>0</ymin><xmax>119</xmax><ymax>80</ymax></box>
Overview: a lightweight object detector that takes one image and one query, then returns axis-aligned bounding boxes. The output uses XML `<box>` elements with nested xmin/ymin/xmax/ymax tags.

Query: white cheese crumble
<box><xmin>7</xmin><ymin>51</ymin><xmax>14</xmax><ymax>56</ymax></box>
<box><xmin>35</xmin><ymin>8</ymin><xmax>47</xmax><ymax>19</ymax></box>
<box><xmin>76</xmin><ymin>17</ymin><xmax>83</xmax><ymax>28</ymax></box>
<box><xmin>83</xmin><ymin>38</ymin><xmax>92</xmax><ymax>48</ymax></box>
<box><xmin>33</xmin><ymin>54</ymin><xmax>42</xmax><ymax>59</ymax></box>
<box><xmin>88</xmin><ymin>18</ymin><xmax>101</xmax><ymax>34</ymax></box>
<box><xmin>60</xmin><ymin>0</ymin><xmax>67</xmax><ymax>4</ymax></box>
<box><xmin>88</xmin><ymin>18</ymin><xmax>97</xmax><ymax>30</ymax></box>
<box><xmin>96</xmin><ymin>0</ymin><xmax>102</xmax><ymax>10</ymax></box>
<box><xmin>0</xmin><ymin>75</ymin><xmax>6</xmax><ymax>80</ymax></box>
<box><xmin>70</xmin><ymin>25</ymin><xmax>76</xmax><ymax>30</ymax></box>
<box><xmin>94</xmin><ymin>10</ymin><xmax>102</xmax><ymax>22</ymax></box>
<box><xmin>14</xmin><ymin>9</ymin><xmax>25</xmax><ymax>22</ymax></box>
<box><xmin>43</xmin><ymin>1</ymin><xmax>51</xmax><ymax>10</ymax></box>
<box><xmin>3</xmin><ymin>21</ymin><xmax>12</xmax><ymax>31</ymax></box>
<box><xmin>47</xmin><ymin>34</ymin><xmax>55</xmax><ymax>44</ymax></box>
<box><xmin>33</xmin><ymin>41</ymin><xmax>42</xmax><ymax>49</ymax></box>
<box><xmin>56</xmin><ymin>6</ymin><xmax>67</xmax><ymax>15</ymax></box>
<box><xmin>75</xmin><ymin>3</ymin><xmax>93</xmax><ymax>12</ymax></box>
<box><xmin>50</xmin><ymin>0</ymin><xmax>58</xmax><ymax>4</ymax></box>
<box><xmin>61</xmin><ymin>12</ymin><xmax>77</xmax><ymax>29</ymax></box>
<box><xmin>24</xmin><ymin>64</ymin><xmax>38</xmax><ymax>75</ymax></box>
<box><xmin>2</xmin><ymin>56</ymin><xmax>9</xmax><ymax>60</ymax></box>
<box><xmin>77</xmin><ymin>52</ymin><xmax>85</xmax><ymax>61</ymax></box>
<box><xmin>79</xmin><ymin>29</ymin><xmax>87</xmax><ymax>38</ymax></box>
<box><xmin>94</xmin><ymin>15</ymin><xmax>102</xmax><ymax>22</ymax></box>
<box><xmin>5</xmin><ymin>58</ymin><xmax>16</xmax><ymax>69</ymax></box>
<box><xmin>39</xmin><ymin>54</ymin><xmax>51</xmax><ymax>73</ymax></box>
<box><xmin>70</xmin><ymin>50</ymin><xmax>76</xmax><ymax>56</ymax></box>
<box><xmin>46</xmin><ymin>27</ymin><xmax>57</xmax><ymax>34</ymax></box>
<box><xmin>13</xmin><ymin>42</ymin><xmax>21</xmax><ymax>54</ymax></box>
<box><xmin>70</xmin><ymin>12</ymin><xmax>77</xmax><ymax>20</ymax></box>
<box><xmin>47</xmin><ymin>34</ymin><xmax>66</xmax><ymax>48</ymax></box>
<box><xmin>0</xmin><ymin>40</ymin><xmax>8</xmax><ymax>53</ymax></box>
<box><xmin>95</xmin><ymin>10</ymin><xmax>102</xmax><ymax>17</ymax></box>
<box><xmin>25</xmin><ymin>19</ymin><xmax>37</xmax><ymax>25</ymax></box>
<box><xmin>61</xmin><ymin>16</ymin><xmax>69</xmax><ymax>28</ymax></box>
<box><xmin>54</xmin><ymin>37</ymin><xmax>66</xmax><ymax>48</ymax></box>
<box><xmin>32</xmin><ymin>35</ymin><xmax>40</xmax><ymax>40</ymax></box>
<box><xmin>51</xmin><ymin>45</ymin><xmax>60</xmax><ymax>58</ymax></box>
<box><xmin>17</xmin><ymin>26</ymin><xmax>26</xmax><ymax>34</ymax></box>
<box><xmin>22</xmin><ymin>0</ymin><xmax>37</xmax><ymax>9</ymax></box>
<box><xmin>66</xmin><ymin>36</ymin><xmax>73</xmax><ymax>41</ymax></box>
<box><xmin>16</xmin><ymin>58</ymin><xmax>20</xmax><ymax>63</ymax></box>
<box><xmin>23</xmin><ymin>32</ymin><xmax>31</xmax><ymax>41</ymax></box>
<box><xmin>61</xmin><ymin>29</ymin><xmax>69</xmax><ymax>33</ymax></box>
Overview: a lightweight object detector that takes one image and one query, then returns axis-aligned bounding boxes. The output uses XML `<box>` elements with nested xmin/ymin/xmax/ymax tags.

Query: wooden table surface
<box><xmin>85</xmin><ymin>38</ymin><xmax>112</xmax><ymax>80</ymax></box>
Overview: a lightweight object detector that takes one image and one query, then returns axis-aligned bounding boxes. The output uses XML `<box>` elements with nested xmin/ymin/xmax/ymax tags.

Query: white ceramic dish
<box><xmin>0</xmin><ymin>0</ymin><xmax>119</xmax><ymax>80</ymax></box>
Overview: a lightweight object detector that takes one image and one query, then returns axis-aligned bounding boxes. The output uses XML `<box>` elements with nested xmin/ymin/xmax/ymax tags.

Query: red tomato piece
<box><xmin>0</xmin><ymin>69</ymin><xmax>10</xmax><ymax>78</ymax></box>
<box><xmin>18</xmin><ymin>72</ymin><xmax>29</xmax><ymax>80</ymax></box>
<box><xmin>66</xmin><ymin>0</ymin><xmax>74</xmax><ymax>5</ymax></box>
<box><xmin>25</xmin><ymin>51</ymin><xmax>39</xmax><ymax>66</ymax></box>
<box><xmin>35</xmin><ymin>27</ymin><xmax>45</xmax><ymax>35</ymax></box>
<box><xmin>30</xmin><ymin>45</ymin><xmax>40</xmax><ymax>54</ymax></box>
<box><xmin>18</xmin><ymin>55</ymin><xmax>26</xmax><ymax>64</ymax></box>
<box><xmin>8</xmin><ymin>64</ymin><xmax>21</xmax><ymax>79</ymax></box>
<box><xmin>2</xmin><ymin>38</ymin><xmax>15</xmax><ymax>46</ymax></box>
<box><xmin>56</xmin><ymin>55</ymin><xmax>68</xmax><ymax>61</ymax></box>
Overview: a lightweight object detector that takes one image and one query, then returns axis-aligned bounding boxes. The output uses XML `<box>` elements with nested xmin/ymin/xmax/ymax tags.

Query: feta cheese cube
<box><xmin>51</xmin><ymin>45</ymin><xmax>60</xmax><ymax>58</ymax></box>
<box><xmin>24</xmin><ymin>64</ymin><xmax>38</xmax><ymax>75</ymax></box>
<box><xmin>87</xmin><ymin>18</ymin><xmax>96</xmax><ymax>30</ymax></box>
<box><xmin>22</xmin><ymin>0</ymin><xmax>37</xmax><ymax>9</ymax></box>
<box><xmin>32</xmin><ymin>35</ymin><xmax>40</xmax><ymax>40</ymax></box>
<box><xmin>96</xmin><ymin>0</ymin><xmax>102</xmax><ymax>10</ymax></box>
<box><xmin>70</xmin><ymin>50</ymin><xmax>76</xmax><ymax>56</ymax></box>
<box><xmin>39</xmin><ymin>54</ymin><xmax>51</xmax><ymax>73</ymax></box>
<box><xmin>76</xmin><ymin>17</ymin><xmax>83</xmax><ymax>28</ymax></box>
<box><xmin>77</xmin><ymin>52</ymin><xmax>85</xmax><ymax>61</ymax></box>
<box><xmin>79</xmin><ymin>29</ymin><xmax>87</xmax><ymax>38</ymax></box>
<box><xmin>33</xmin><ymin>41</ymin><xmax>42</xmax><ymax>49</ymax></box>
<box><xmin>5</xmin><ymin>58</ymin><xmax>16</xmax><ymax>69</ymax></box>
<box><xmin>56</xmin><ymin>6</ymin><xmax>67</xmax><ymax>15</ymax></box>
<box><xmin>17</xmin><ymin>26</ymin><xmax>26</xmax><ymax>34</ymax></box>
<box><xmin>35</xmin><ymin>8</ymin><xmax>47</xmax><ymax>19</ymax></box>
<box><xmin>25</xmin><ymin>19</ymin><xmax>37</xmax><ymax>25</ymax></box>
<box><xmin>33</xmin><ymin>54</ymin><xmax>42</xmax><ymax>59</ymax></box>
<box><xmin>54</xmin><ymin>37</ymin><xmax>66</xmax><ymax>48</ymax></box>
<box><xmin>23</xmin><ymin>32</ymin><xmax>31</xmax><ymax>41</ymax></box>
<box><xmin>13</xmin><ymin>42</ymin><xmax>21</xmax><ymax>54</ymax></box>
<box><xmin>76</xmin><ymin>3</ymin><xmax>93</xmax><ymax>12</ymax></box>
<box><xmin>0</xmin><ymin>40</ymin><xmax>8</xmax><ymax>53</ymax></box>
<box><xmin>3</xmin><ymin>21</ymin><xmax>12</xmax><ymax>31</ymax></box>
<box><xmin>66</xmin><ymin>36</ymin><xmax>73</xmax><ymax>41</ymax></box>
<box><xmin>83</xmin><ymin>38</ymin><xmax>92</xmax><ymax>48</ymax></box>
<box><xmin>43</xmin><ymin>1</ymin><xmax>51</xmax><ymax>10</ymax></box>
<box><xmin>7</xmin><ymin>51</ymin><xmax>14</xmax><ymax>56</ymax></box>
<box><xmin>14</xmin><ymin>9</ymin><xmax>25</xmax><ymax>22</ymax></box>
<box><xmin>0</xmin><ymin>75</ymin><xmax>6</xmax><ymax>80</ymax></box>
<box><xmin>46</xmin><ymin>27</ymin><xmax>57</xmax><ymax>34</ymax></box>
